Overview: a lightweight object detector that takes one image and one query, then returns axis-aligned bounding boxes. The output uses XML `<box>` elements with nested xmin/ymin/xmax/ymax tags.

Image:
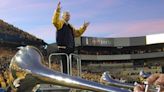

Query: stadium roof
<box><xmin>146</xmin><ymin>33</ymin><xmax>164</xmax><ymax>44</ymax></box>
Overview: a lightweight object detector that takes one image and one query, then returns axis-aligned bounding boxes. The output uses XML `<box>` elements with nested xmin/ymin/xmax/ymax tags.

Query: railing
<box><xmin>69</xmin><ymin>53</ymin><xmax>81</xmax><ymax>77</ymax></box>
<box><xmin>48</xmin><ymin>53</ymin><xmax>81</xmax><ymax>77</ymax></box>
<box><xmin>48</xmin><ymin>53</ymin><xmax>69</xmax><ymax>74</ymax></box>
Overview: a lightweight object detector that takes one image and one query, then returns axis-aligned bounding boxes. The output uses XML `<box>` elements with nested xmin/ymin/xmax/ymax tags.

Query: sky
<box><xmin>0</xmin><ymin>0</ymin><xmax>164</xmax><ymax>44</ymax></box>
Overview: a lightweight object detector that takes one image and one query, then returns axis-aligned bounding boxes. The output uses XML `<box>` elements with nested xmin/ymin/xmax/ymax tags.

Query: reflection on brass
<box><xmin>100</xmin><ymin>71</ymin><xmax>134</xmax><ymax>90</ymax></box>
<box><xmin>10</xmin><ymin>46</ymin><xmax>130</xmax><ymax>92</ymax></box>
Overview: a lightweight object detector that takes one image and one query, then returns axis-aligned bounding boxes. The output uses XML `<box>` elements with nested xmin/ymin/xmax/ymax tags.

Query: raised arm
<box><xmin>52</xmin><ymin>2</ymin><xmax>63</xmax><ymax>30</ymax></box>
<box><xmin>73</xmin><ymin>21</ymin><xmax>90</xmax><ymax>37</ymax></box>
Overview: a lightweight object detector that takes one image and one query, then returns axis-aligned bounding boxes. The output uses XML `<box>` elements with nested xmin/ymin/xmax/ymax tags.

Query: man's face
<box><xmin>63</xmin><ymin>12</ymin><xmax>70</xmax><ymax>22</ymax></box>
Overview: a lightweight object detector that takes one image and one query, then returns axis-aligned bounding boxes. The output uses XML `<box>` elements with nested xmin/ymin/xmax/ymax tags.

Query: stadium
<box><xmin>74</xmin><ymin>35</ymin><xmax>164</xmax><ymax>81</ymax></box>
<box><xmin>0</xmin><ymin>19</ymin><xmax>164</xmax><ymax>91</ymax></box>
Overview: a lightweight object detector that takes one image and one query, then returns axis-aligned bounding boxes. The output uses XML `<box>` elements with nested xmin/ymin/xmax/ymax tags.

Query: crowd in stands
<box><xmin>79</xmin><ymin>45</ymin><xmax>164</xmax><ymax>55</ymax></box>
<box><xmin>0</xmin><ymin>46</ymin><xmax>16</xmax><ymax>91</ymax></box>
<box><xmin>48</xmin><ymin>61</ymin><xmax>103</xmax><ymax>83</ymax></box>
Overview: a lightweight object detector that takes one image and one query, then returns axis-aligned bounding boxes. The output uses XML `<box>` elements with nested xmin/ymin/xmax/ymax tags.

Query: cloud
<box><xmin>84</xmin><ymin>19</ymin><xmax>164</xmax><ymax>38</ymax></box>
<box><xmin>115</xmin><ymin>19</ymin><xmax>164</xmax><ymax>37</ymax></box>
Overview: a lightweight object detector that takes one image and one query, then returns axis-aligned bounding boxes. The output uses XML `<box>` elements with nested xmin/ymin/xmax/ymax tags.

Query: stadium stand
<box><xmin>0</xmin><ymin>19</ymin><xmax>47</xmax><ymax>91</ymax></box>
<box><xmin>73</xmin><ymin>36</ymin><xmax>164</xmax><ymax>82</ymax></box>
<box><xmin>0</xmin><ymin>19</ymin><xmax>47</xmax><ymax>47</ymax></box>
<box><xmin>46</xmin><ymin>35</ymin><xmax>164</xmax><ymax>83</ymax></box>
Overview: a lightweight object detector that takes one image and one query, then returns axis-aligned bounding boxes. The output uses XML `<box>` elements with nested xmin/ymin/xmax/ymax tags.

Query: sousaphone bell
<box><xmin>9</xmin><ymin>46</ymin><xmax>130</xmax><ymax>92</ymax></box>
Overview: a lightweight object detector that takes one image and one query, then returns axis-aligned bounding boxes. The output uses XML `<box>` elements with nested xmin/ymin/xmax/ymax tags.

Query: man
<box><xmin>52</xmin><ymin>2</ymin><xmax>89</xmax><ymax>74</ymax></box>
<box><xmin>134</xmin><ymin>73</ymin><xmax>164</xmax><ymax>92</ymax></box>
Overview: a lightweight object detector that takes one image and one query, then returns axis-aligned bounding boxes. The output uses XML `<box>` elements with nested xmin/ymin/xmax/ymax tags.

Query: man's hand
<box><xmin>134</xmin><ymin>73</ymin><xmax>164</xmax><ymax>92</ymax></box>
<box><xmin>147</xmin><ymin>73</ymin><xmax>164</xmax><ymax>85</ymax></box>
<box><xmin>56</xmin><ymin>2</ymin><xmax>61</xmax><ymax>12</ymax></box>
<box><xmin>134</xmin><ymin>84</ymin><xmax>145</xmax><ymax>92</ymax></box>
<box><xmin>83</xmin><ymin>21</ymin><xmax>90</xmax><ymax>29</ymax></box>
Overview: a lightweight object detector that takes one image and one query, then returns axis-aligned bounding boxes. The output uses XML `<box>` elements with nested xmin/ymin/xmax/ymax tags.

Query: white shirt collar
<box><xmin>63</xmin><ymin>20</ymin><xmax>69</xmax><ymax>25</ymax></box>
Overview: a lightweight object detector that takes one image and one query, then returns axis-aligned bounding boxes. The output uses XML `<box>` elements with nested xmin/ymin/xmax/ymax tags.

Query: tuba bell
<box><xmin>9</xmin><ymin>46</ymin><xmax>130</xmax><ymax>92</ymax></box>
